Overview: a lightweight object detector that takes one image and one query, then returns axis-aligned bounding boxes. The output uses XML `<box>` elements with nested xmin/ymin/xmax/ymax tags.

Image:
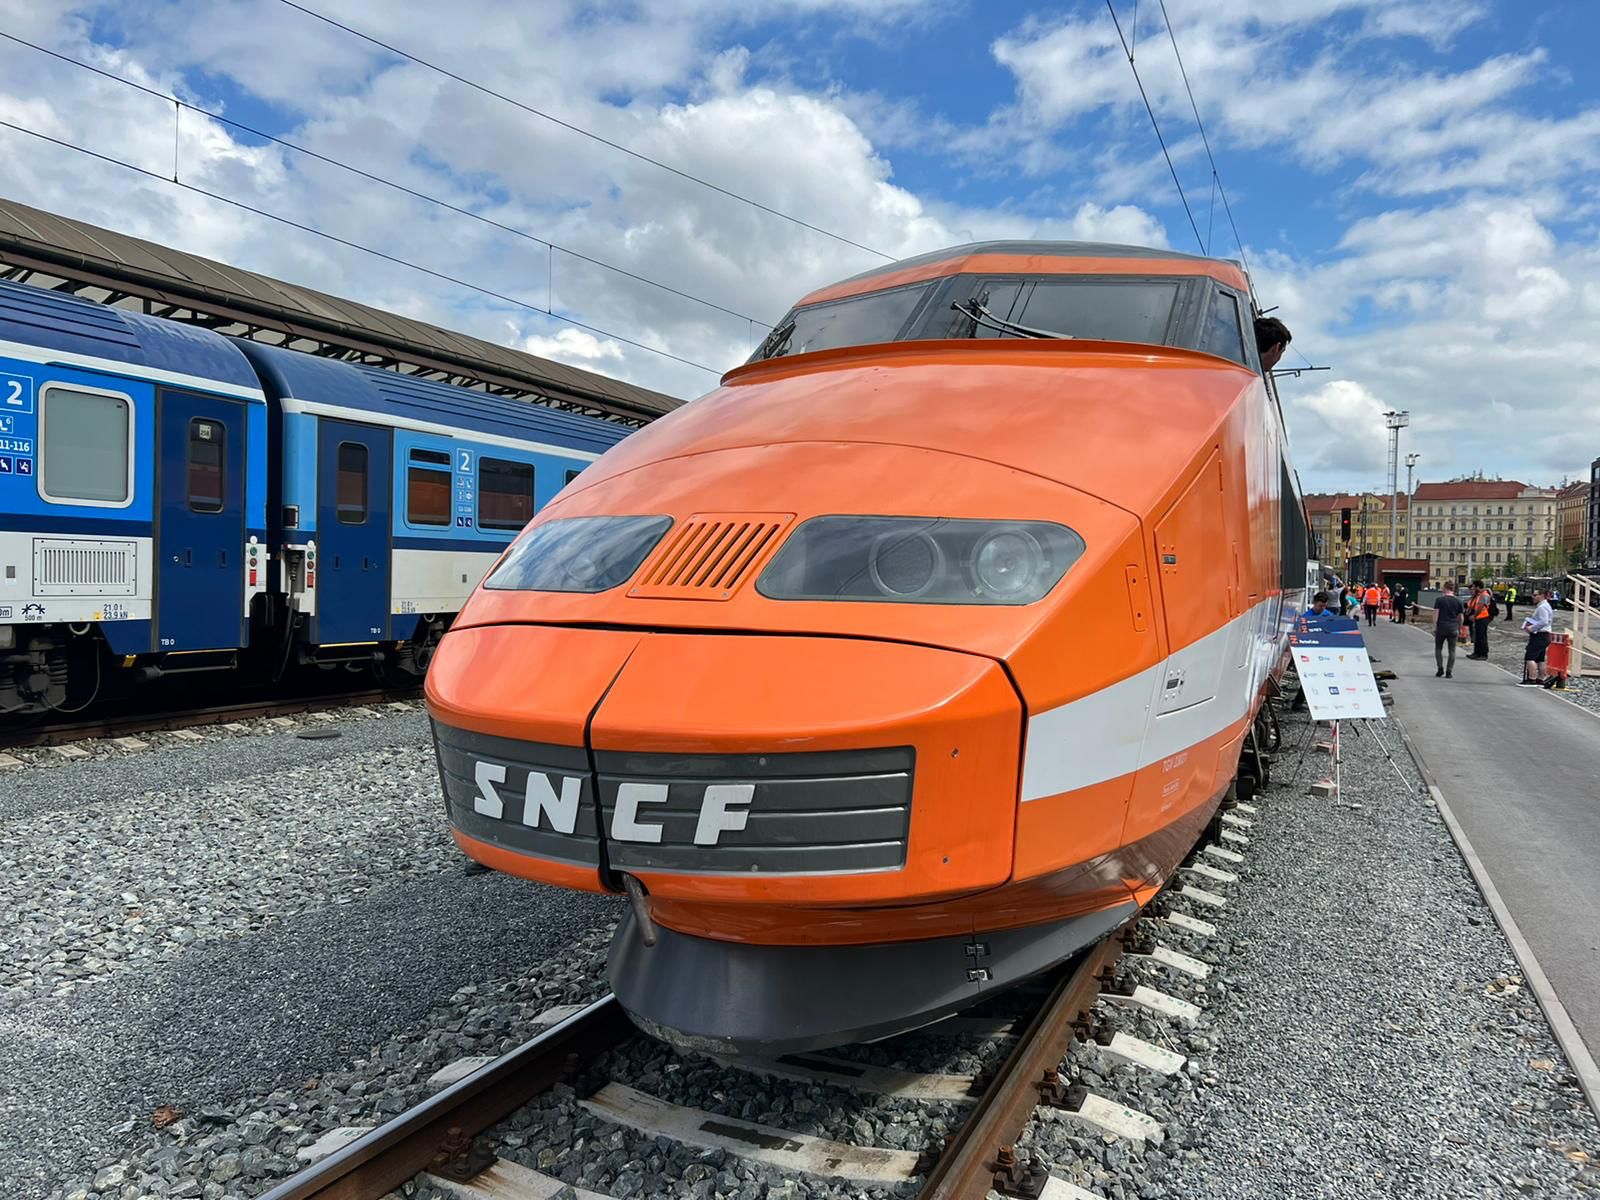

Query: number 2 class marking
<box><xmin>458</xmin><ymin>449</ymin><xmax>471</xmax><ymax>472</ymax></box>
<box><xmin>4</xmin><ymin>380</ymin><xmax>20</xmax><ymax>406</ymax></box>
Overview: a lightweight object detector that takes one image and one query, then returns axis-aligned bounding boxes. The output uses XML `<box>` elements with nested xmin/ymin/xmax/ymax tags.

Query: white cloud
<box><xmin>0</xmin><ymin>0</ymin><xmax>1591</xmax><ymax>498</ymax></box>
<box><xmin>521</xmin><ymin>327</ymin><xmax>624</xmax><ymax>364</ymax></box>
<box><xmin>0</xmin><ymin>2</ymin><xmax>1178</xmax><ymax>403</ymax></box>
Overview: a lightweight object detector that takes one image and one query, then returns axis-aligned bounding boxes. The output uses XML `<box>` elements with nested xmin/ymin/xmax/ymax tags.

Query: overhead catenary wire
<box><xmin>0</xmin><ymin>117</ymin><xmax>725</xmax><ymax>377</ymax></box>
<box><xmin>1143</xmin><ymin>2</ymin><xmax>1328</xmax><ymax>376</ymax></box>
<box><xmin>277</xmin><ymin>0</ymin><xmax>895</xmax><ymax>263</ymax></box>
<box><xmin>1156</xmin><ymin>0</ymin><xmax>1256</xmax><ymax>306</ymax></box>
<box><xmin>0</xmin><ymin>31</ymin><xmax>769</xmax><ymax>331</ymax></box>
<box><xmin>1104</xmin><ymin>0</ymin><xmax>1204</xmax><ymax>254</ymax></box>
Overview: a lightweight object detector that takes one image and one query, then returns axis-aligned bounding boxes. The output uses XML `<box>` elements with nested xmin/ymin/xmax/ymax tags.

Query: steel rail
<box><xmin>257</xmin><ymin>995</ymin><xmax>634</xmax><ymax>1200</ymax></box>
<box><xmin>0</xmin><ymin>687</ymin><xmax>421</xmax><ymax>750</ymax></box>
<box><xmin>917</xmin><ymin>930</ymin><xmax>1127</xmax><ymax>1199</ymax></box>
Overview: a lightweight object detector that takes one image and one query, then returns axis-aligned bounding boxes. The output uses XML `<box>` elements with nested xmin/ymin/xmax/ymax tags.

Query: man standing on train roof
<box><xmin>1432</xmin><ymin>582</ymin><xmax>1465</xmax><ymax>678</ymax></box>
<box><xmin>1255</xmin><ymin>316</ymin><xmax>1292</xmax><ymax>371</ymax></box>
<box><xmin>1520</xmin><ymin>589</ymin><xmax>1556</xmax><ymax>686</ymax></box>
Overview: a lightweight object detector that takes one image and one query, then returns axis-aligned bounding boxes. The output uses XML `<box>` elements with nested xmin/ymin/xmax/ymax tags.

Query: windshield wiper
<box><xmin>949</xmin><ymin>299</ymin><xmax>1072</xmax><ymax>340</ymax></box>
<box><xmin>754</xmin><ymin>318</ymin><xmax>797</xmax><ymax>360</ymax></box>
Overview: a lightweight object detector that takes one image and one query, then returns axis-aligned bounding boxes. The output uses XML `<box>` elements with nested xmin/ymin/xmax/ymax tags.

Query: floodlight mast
<box><xmin>1385</xmin><ymin>411</ymin><xmax>1410</xmax><ymax>557</ymax></box>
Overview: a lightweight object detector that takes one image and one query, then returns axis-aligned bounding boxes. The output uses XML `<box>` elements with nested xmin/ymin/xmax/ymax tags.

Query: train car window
<box><xmin>1010</xmin><ymin>280</ymin><xmax>1179</xmax><ymax>344</ymax></box>
<box><xmin>1280</xmin><ymin>458</ymin><xmax>1309</xmax><ymax>589</ymax></box>
<box><xmin>336</xmin><ymin>441</ymin><xmax>368</xmax><ymax>525</ymax></box>
<box><xmin>406</xmin><ymin>448</ymin><xmax>450</xmax><ymax>526</ymax></box>
<box><xmin>187</xmin><ymin>419</ymin><xmax>225</xmax><ymax>513</ymax></box>
<box><xmin>38</xmin><ymin>385</ymin><xmax>132</xmax><ymax>505</ymax></box>
<box><xmin>1199</xmin><ymin>289</ymin><xmax>1248</xmax><ymax>365</ymax></box>
<box><xmin>752</xmin><ymin>282</ymin><xmax>933</xmax><ymax>361</ymax></box>
<box><xmin>479</xmin><ymin>457</ymin><xmax>535</xmax><ymax>531</ymax></box>
<box><xmin>565</xmin><ymin>468</ymin><xmax>583</xmax><ymax>486</ymax></box>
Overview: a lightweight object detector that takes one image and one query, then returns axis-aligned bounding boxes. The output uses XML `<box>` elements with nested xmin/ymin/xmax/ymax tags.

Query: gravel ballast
<box><xmin>0</xmin><ymin>708</ymin><xmax>618</xmax><ymax>1198</ymax></box>
<box><xmin>14</xmin><ymin>685</ymin><xmax>1598</xmax><ymax>1198</ymax></box>
<box><xmin>1019</xmin><ymin>698</ymin><xmax>1598</xmax><ymax>1198</ymax></box>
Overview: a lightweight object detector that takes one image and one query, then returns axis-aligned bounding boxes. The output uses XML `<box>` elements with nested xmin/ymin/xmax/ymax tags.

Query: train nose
<box><xmin>425</xmin><ymin>623</ymin><xmax>1024</xmax><ymax>906</ymax></box>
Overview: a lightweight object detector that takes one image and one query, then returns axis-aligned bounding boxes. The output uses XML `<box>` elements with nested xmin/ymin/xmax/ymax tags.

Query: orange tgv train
<box><xmin>426</xmin><ymin>241</ymin><xmax>1311</xmax><ymax>1053</ymax></box>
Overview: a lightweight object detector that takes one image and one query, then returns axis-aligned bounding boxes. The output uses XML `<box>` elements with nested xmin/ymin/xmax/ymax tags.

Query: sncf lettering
<box><xmin>525</xmin><ymin>771</ymin><xmax>582</xmax><ymax>834</ymax></box>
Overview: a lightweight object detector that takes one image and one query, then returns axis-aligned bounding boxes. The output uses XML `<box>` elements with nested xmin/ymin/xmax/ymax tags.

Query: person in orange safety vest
<box><xmin>1363</xmin><ymin>583</ymin><xmax>1382</xmax><ymax>627</ymax></box>
<box><xmin>1467</xmin><ymin>585</ymin><xmax>1493</xmax><ymax>659</ymax></box>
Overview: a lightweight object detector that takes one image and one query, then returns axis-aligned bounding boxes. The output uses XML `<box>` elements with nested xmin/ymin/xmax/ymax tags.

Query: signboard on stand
<box><xmin>1290</xmin><ymin>613</ymin><xmax>1386</xmax><ymax>721</ymax></box>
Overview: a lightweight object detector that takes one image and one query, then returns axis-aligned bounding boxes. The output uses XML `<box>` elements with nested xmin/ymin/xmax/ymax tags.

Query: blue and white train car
<box><xmin>0</xmin><ymin>280</ymin><xmax>270</xmax><ymax>709</ymax></box>
<box><xmin>228</xmin><ymin>343</ymin><xmax>628</xmax><ymax>673</ymax></box>
<box><xmin>0</xmin><ymin>278</ymin><xmax>636</xmax><ymax>714</ymax></box>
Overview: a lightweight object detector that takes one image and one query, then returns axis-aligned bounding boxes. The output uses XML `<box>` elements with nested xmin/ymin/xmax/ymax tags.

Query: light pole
<box><xmin>1384</xmin><ymin>410</ymin><xmax>1410</xmax><ymax>557</ymax></box>
<box><xmin>1405</xmin><ymin>453</ymin><xmax>1419</xmax><ymax>562</ymax></box>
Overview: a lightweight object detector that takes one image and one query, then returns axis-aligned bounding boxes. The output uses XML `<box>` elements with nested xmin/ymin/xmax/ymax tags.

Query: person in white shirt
<box><xmin>1519</xmin><ymin>589</ymin><xmax>1555</xmax><ymax>686</ymax></box>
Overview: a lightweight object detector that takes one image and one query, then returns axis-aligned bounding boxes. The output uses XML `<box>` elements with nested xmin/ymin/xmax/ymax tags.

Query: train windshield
<box><xmin>754</xmin><ymin>282</ymin><xmax>935</xmax><ymax>361</ymax></box>
<box><xmin>751</xmin><ymin>274</ymin><xmax>1196</xmax><ymax>363</ymax></box>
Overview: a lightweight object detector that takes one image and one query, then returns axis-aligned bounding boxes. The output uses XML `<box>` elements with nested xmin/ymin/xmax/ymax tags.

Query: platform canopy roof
<box><xmin>0</xmin><ymin>198</ymin><xmax>682</xmax><ymax>426</ymax></box>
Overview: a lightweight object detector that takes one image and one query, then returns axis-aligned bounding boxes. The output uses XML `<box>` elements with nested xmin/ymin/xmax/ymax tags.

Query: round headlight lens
<box><xmin>869</xmin><ymin>529</ymin><xmax>944</xmax><ymax>598</ymax></box>
<box><xmin>971</xmin><ymin>527</ymin><xmax>1046</xmax><ymax>599</ymax></box>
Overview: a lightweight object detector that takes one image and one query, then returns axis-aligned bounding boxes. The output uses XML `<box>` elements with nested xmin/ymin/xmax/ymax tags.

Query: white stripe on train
<box><xmin>1021</xmin><ymin>595</ymin><xmax>1288</xmax><ymax>801</ymax></box>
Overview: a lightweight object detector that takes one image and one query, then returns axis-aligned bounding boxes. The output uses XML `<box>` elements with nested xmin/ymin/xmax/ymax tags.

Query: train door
<box><xmin>156</xmin><ymin>391</ymin><xmax>247</xmax><ymax>651</ymax></box>
<box><xmin>315</xmin><ymin>419</ymin><xmax>392</xmax><ymax>645</ymax></box>
<box><xmin>1120</xmin><ymin>448</ymin><xmax>1231</xmax><ymax>884</ymax></box>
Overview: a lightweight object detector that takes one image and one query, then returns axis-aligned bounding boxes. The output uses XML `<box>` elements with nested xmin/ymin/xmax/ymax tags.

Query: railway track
<box><xmin>253</xmin><ymin>829</ymin><xmax>1250</xmax><ymax>1200</ymax></box>
<box><xmin>0</xmin><ymin>686</ymin><xmax>422</xmax><ymax>750</ymax></box>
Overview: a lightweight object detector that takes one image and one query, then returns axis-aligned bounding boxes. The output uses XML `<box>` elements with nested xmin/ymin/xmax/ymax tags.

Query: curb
<box><xmin>1389</xmin><ymin>709</ymin><xmax>1600</xmax><ymax>1123</ymax></box>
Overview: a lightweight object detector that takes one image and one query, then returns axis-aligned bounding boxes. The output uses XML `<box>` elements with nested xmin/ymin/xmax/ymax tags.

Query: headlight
<box><xmin>758</xmin><ymin>516</ymin><xmax>1084</xmax><ymax>605</ymax></box>
<box><xmin>484</xmin><ymin>516</ymin><xmax>672</xmax><ymax>593</ymax></box>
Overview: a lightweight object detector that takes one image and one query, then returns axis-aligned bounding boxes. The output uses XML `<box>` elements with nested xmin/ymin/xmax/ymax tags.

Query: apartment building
<box><xmin>1303</xmin><ymin>492</ymin><xmax>1410</xmax><ymax>564</ymax></box>
<box><xmin>1556</xmin><ymin>480</ymin><xmax>1589</xmax><ymax>554</ymax></box>
<box><xmin>1409</xmin><ymin>480</ymin><xmax>1557</xmax><ymax>584</ymax></box>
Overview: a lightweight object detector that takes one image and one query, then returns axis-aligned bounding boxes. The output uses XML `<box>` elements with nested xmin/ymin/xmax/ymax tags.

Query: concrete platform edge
<box><xmin>1391</xmin><ymin>711</ymin><xmax>1600</xmax><ymax>1122</ymax></box>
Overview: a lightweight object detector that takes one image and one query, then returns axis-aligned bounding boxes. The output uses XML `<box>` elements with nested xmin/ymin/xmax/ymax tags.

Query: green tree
<box><xmin>1471</xmin><ymin>564</ymin><xmax>1493</xmax><ymax>584</ymax></box>
<box><xmin>1504</xmin><ymin>553</ymin><xmax>1524</xmax><ymax>578</ymax></box>
<box><xmin>1532</xmin><ymin>545</ymin><xmax>1564</xmax><ymax>574</ymax></box>
<box><xmin>1568</xmin><ymin>542</ymin><xmax>1586</xmax><ymax>569</ymax></box>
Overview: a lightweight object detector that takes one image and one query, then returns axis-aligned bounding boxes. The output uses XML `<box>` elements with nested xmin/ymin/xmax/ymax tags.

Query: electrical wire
<box><xmin>1104</xmin><ymin>0</ymin><xmax>1204</xmax><ymax>253</ymax></box>
<box><xmin>1150</xmin><ymin>2</ymin><xmax>1329</xmax><ymax>374</ymax></box>
<box><xmin>1157</xmin><ymin>0</ymin><xmax>1255</xmax><ymax>304</ymax></box>
<box><xmin>0</xmin><ymin>31</ymin><xmax>768</xmax><ymax>330</ymax></box>
<box><xmin>0</xmin><ymin>117</ymin><xmax>725</xmax><ymax>376</ymax></box>
<box><xmin>277</xmin><ymin>0</ymin><xmax>895</xmax><ymax>262</ymax></box>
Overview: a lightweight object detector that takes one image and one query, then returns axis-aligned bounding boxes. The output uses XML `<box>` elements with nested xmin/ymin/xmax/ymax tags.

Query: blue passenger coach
<box><xmin>235</xmin><ymin>342</ymin><xmax>627</xmax><ymax>674</ymax></box>
<box><xmin>0</xmin><ymin>279</ymin><xmax>269</xmax><ymax>708</ymax></box>
<box><xmin>0</xmin><ymin>278</ymin><xmax>634</xmax><ymax>714</ymax></box>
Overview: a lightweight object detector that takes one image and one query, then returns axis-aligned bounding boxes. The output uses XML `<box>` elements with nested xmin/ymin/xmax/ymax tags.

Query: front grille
<box><xmin>595</xmin><ymin>746</ymin><xmax>914</xmax><ymax>875</ymax></box>
<box><xmin>629</xmin><ymin>513</ymin><xmax>793</xmax><ymax>600</ymax></box>
<box><xmin>32</xmin><ymin>538</ymin><xmax>138</xmax><ymax>596</ymax></box>
<box><xmin>433</xmin><ymin>719</ymin><xmax>913</xmax><ymax>877</ymax></box>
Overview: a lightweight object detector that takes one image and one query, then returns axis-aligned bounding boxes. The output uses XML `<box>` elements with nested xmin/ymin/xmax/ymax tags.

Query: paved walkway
<box><xmin>1365</xmin><ymin>618</ymin><xmax>1600</xmax><ymax>1089</ymax></box>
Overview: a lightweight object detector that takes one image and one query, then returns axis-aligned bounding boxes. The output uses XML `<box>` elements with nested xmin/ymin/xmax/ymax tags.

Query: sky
<box><xmin>0</xmin><ymin>0</ymin><xmax>1596</xmax><ymax>494</ymax></box>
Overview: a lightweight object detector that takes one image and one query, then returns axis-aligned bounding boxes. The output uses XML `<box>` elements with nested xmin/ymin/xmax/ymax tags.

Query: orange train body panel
<box><xmin>424</xmin><ymin>240</ymin><xmax>1309</xmax><ymax>1053</ymax></box>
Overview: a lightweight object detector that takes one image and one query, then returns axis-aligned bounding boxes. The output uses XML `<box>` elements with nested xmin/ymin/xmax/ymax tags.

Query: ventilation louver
<box><xmin>629</xmin><ymin>513</ymin><xmax>794</xmax><ymax>600</ymax></box>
